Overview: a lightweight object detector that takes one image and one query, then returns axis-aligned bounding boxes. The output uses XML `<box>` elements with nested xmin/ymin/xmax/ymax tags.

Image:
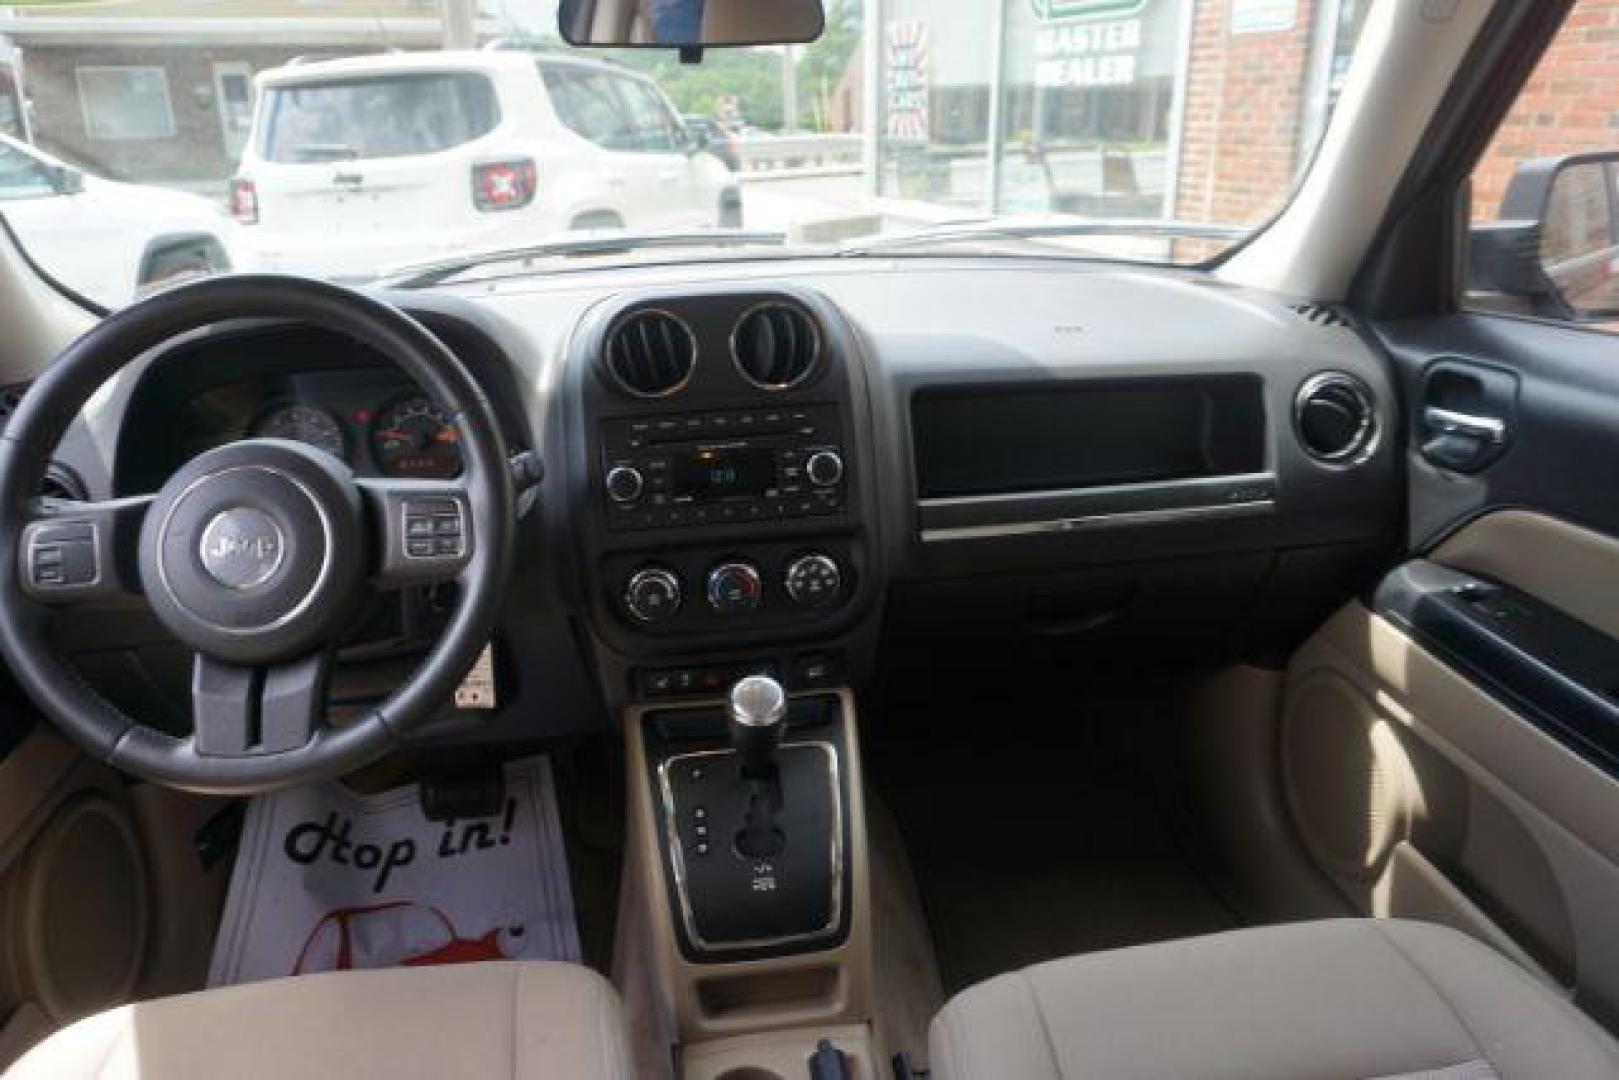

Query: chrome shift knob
<box><xmin>727</xmin><ymin>675</ymin><xmax>787</xmax><ymax>777</ymax></box>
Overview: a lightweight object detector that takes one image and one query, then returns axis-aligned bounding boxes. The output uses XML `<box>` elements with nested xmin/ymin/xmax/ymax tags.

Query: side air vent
<box><xmin>603</xmin><ymin>310</ymin><xmax>696</xmax><ymax>399</ymax></box>
<box><xmin>40</xmin><ymin>464</ymin><xmax>87</xmax><ymax>502</ymax></box>
<box><xmin>1290</xmin><ymin>301</ymin><xmax>1351</xmax><ymax>329</ymax></box>
<box><xmin>1295</xmin><ymin>372</ymin><xmax>1376</xmax><ymax>464</ymax></box>
<box><xmin>731</xmin><ymin>302</ymin><xmax>822</xmax><ymax>391</ymax></box>
<box><xmin>0</xmin><ymin>383</ymin><xmax>27</xmax><ymax>433</ymax></box>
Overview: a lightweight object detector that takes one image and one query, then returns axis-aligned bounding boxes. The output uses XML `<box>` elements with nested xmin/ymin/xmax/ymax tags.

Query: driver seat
<box><xmin>5</xmin><ymin>961</ymin><xmax>632</xmax><ymax>1079</ymax></box>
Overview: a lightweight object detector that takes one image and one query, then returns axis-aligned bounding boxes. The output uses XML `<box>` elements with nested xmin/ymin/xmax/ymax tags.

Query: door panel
<box><xmin>1276</xmin><ymin>310</ymin><xmax>1619</xmax><ymax>1026</ymax></box>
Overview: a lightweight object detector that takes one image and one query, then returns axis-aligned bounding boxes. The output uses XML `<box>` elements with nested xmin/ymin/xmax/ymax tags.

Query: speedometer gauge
<box><xmin>371</xmin><ymin>396</ymin><xmax>462</xmax><ymax>478</ymax></box>
<box><xmin>253</xmin><ymin>403</ymin><xmax>346</xmax><ymax>460</ymax></box>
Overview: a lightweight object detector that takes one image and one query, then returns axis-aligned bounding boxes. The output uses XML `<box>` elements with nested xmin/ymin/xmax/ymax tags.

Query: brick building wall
<box><xmin>1173</xmin><ymin>0</ymin><xmax>1320</xmax><ymax>228</ymax></box>
<box><xmin>1471</xmin><ymin>0</ymin><xmax>1619</xmax><ymax>221</ymax></box>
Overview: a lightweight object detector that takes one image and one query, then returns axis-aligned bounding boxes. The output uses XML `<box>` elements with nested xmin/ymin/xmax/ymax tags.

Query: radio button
<box><xmin>606</xmin><ymin>465</ymin><xmax>645</xmax><ymax>504</ymax></box>
<box><xmin>806</xmin><ymin>450</ymin><xmax>845</xmax><ymax>487</ymax></box>
<box><xmin>707</xmin><ymin>562</ymin><xmax>763</xmax><ymax>614</ymax></box>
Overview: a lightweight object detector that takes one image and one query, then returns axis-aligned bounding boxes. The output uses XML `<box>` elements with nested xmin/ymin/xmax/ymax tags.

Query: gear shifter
<box><xmin>727</xmin><ymin>675</ymin><xmax>787</xmax><ymax>858</ymax></box>
<box><xmin>726</xmin><ymin>674</ymin><xmax>787</xmax><ymax>779</ymax></box>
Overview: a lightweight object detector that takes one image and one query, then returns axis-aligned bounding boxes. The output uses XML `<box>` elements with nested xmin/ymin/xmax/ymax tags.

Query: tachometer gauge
<box><xmin>371</xmin><ymin>396</ymin><xmax>462</xmax><ymax>478</ymax></box>
<box><xmin>252</xmin><ymin>403</ymin><xmax>346</xmax><ymax>460</ymax></box>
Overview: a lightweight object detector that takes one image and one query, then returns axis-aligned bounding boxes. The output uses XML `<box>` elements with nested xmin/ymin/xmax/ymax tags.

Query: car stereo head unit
<box><xmin>601</xmin><ymin>404</ymin><xmax>847</xmax><ymax>531</ymax></box>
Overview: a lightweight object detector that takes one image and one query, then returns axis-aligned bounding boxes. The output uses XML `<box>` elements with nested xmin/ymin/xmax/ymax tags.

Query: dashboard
<box><xmin>48</xmin><ymin>256</ymin><xmax>1400</xmax><ymax>744</ymax></box>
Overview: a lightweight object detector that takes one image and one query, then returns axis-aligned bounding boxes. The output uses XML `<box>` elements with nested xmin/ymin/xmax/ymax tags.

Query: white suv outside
<box><xmin>232</xmin><ymin>49</ymin><xmax>741</xmax><ymax>280</ymax></box>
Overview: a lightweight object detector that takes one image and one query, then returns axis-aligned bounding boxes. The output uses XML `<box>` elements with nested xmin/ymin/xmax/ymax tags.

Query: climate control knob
<box><xmin>624</xmin><ymin>567</ymin><xmax>681</xmax><ymax>624</ymax></box>
<box><xmin>707</xmin><ymin>561</ymin><xmax>763</xmax><ymax>614</ymax></box>
<box><xmin>805</xmin><ymin>449</ymin><xmax>844</xmax><ymax>488</ymax></box>
<box><xmin>784</xmin><ymin>553</ymin><xmax>842</xmax><ymax>608</ymax></box>
<box><xmin>605</xmin><ymin>465</ymin><xmax>645</xmax><ymax>504</ymax></box>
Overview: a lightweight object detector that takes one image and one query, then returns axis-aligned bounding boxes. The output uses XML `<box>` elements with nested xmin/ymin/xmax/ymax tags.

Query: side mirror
<box><xmin>1469</xmin><ymin>151</ymin><xmax>1619</xmax><ymax>322</ymax></box>
<box><xmin>560</xmin><ymin>0</ymin><xmax>824</xmax><ymax>49</ymax></box>
<box><xmin>48</xmin><ymin>164</ymin><xmax>84</xmax><ymax>196</ymax></box>
<box><xmin>684</xmin><ymin>124</ymin><xmax>710</xmax><ymax>156</ymax></box>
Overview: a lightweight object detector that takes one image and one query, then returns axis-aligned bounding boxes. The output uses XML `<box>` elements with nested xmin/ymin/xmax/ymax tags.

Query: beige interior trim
<box><xmin>1308</xmin><ymin>604</ymin><xmax>1619</xmax><ymax>870</ymax></box>
<box><xmin>1372</xmin><ymin>840</ymin><xmax>1552</xmax><ymax>987</ymax></box>
<box><xmin>1295</xmin><ymin>603</ymin><xmax>1619</xmax><ymax>1013</ymax></box>
<box><xmin>616</xmin><ymin>689</ymin><xmax>876</xmax><ymax>1055</ymax></box>
<box><xmin>680</xmin><ymin>1023</ymin><xmax>873</xmax><ymax>1080</ymax></box>
<box><xmin>1432</xmin><ymin>510</ymin><xmax>1619</xmax><ymax>642</ymax></box>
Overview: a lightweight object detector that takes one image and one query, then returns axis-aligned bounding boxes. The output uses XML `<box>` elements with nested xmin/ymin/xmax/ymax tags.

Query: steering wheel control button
<box><xmin>402</xmin><ymin>497</ymin><xmax>465</xmax><ymax>560</ymax></box>
<box><xmin>805</xmin><ymin>449</ymin><xmax>845</xmax><ymax>488</ymax></box>
<box><xmin>624</xmin><ymin>567</ymin><xmax>682</xmax><ymax>625</ymax></box>
<box><xmin>24</xmin><ymin>522</ymin><xmax>99</xmax><ymax>591</ymax></box>
<box><xmin>198</xmin><ymin>508</ymin><xmax>286</xmax><ymax>590</ymax></box>
<box><xmin>784</xmin><ymin>553</ymin><xmax>842</xmax><ymax>608</ymax></box>
<box><xmin>707</xmin><ymin>561</ymin><xmax>763</xmax><ymax>614</ymax></box>
<box><xmin>605</xmin><ymin>464</ymin><xmax>645</xmax><ymax>504</ymax></box>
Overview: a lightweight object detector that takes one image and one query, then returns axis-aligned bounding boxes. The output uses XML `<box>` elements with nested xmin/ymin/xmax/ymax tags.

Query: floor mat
<box><xmin>871</xmin><ymin>686</ymin><xmax>1238</xmax><ymax>993</ymax></box>
<box><xmin>208</xmin><ymin>755</ymin><xmax>580</xmax><ymax>987</ymax></box>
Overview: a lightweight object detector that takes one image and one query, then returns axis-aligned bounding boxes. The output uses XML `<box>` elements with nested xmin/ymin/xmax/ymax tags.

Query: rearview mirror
<box><xmin>1469</xmin><ymin>151</ymin><xmax>1619</xmax><ymax>322</ymax></box>
<box><xmin>558</xmin><ymin>0</ymin><xmax>825</xmax><ymax>49</ymax></box>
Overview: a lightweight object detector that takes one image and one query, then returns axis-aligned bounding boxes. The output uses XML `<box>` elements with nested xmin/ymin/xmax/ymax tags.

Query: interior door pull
<box><xmin>1424</xmin><ymin>406</ymin><xmax>1506</xmax><ymax>444</ymax></box>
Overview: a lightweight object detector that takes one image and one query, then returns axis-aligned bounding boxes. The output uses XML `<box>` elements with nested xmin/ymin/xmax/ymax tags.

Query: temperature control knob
<box><xmin>805</xmin><ymin>450</ymin><xmax>844</xmax><ymax>488</ymax></box>
<box><xmin>707</xmin><ymin>561</ymin><xmax>763</xmax><ymax>614</ymax></box>
<box><xmin>624</xmin><ymin>567</ymin><xmax>681</xmax><ymax>625</ymax></box>
<box><xmin>605</xmin><ymin>465</ymin><xmax>645</xmax><ymax>504</ymax></box>
<box><xmin>784</xmin><ymin>553</ymin><xmax>842</xmax><ymax>608</ymax></box>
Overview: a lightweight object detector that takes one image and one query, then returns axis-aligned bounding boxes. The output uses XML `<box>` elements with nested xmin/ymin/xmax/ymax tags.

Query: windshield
<box><xmin>0</xmin><ymin>0</ymin><xmax>1371</xmax><ymax>308</ymax></box>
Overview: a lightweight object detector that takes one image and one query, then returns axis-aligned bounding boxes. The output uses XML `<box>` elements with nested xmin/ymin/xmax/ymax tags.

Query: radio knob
<box><xmin>605</xmin><ymin>465</ymin><xmax>645</xmax><ymax>504</ymax></box>
<box><xmin>707</xmin><ymin>561</ymin><xmax>763</xmax><ymax>614</ymax></box>
<box><xmin>784</xmin><ymin>553</ymin><xmax>842</xmax><ymax>608</ymax></box>
<box><xmin>806</xmin><ymin>450</ymin><xmax>844</xmax><ymax>487</ymax></box>
<box><xmin>624</xmin><ymin>567</ymin><xmax>681</xmax><ymax>625</ymax></box>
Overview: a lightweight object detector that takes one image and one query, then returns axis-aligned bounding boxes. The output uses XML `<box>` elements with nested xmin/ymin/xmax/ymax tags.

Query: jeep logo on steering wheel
<box><xmin>198</xmin><ymin>508</ymin><xmax>286</xmax><ymax>591</ymax></box>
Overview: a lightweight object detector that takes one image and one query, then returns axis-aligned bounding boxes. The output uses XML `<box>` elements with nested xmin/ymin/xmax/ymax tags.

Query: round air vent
<box><xmin>40</xmin><ymin>463</ymin><xmax>86</xmax><ymax>502</ymax></box>
<box><xmin>731</xmin><ymin>302</ymin><xmax>822</xmax><ymax>391</ymax></box>
<box><xmin>603</xmin><ymin>309</ymin><xmax>696</xmax><ymax>399</ymax></box>
<box><xmin>1295</xmin><ymin>372</ymin><xmax>1376</xmax><ymax>463</ymax></box>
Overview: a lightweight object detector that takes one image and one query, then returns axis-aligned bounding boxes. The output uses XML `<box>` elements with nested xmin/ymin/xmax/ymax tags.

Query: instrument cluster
<box><xmin>250</xmin><ymin>394</ymin><xmax>462</xmax><ymax>479</ymax></box>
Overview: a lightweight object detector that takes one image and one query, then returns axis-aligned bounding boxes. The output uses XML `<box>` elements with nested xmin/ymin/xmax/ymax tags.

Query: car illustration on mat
<box><xmin>292</xmin><ymin>901</ymin><xmax>531</xmax><ymax>974</ymax></box>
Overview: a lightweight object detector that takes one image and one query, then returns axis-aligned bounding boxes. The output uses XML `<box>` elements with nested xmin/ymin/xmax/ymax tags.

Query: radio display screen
<box><xmin>672</xmin><ymin>448</ymin><xmax>776</xmax><ymax>501</ymax></box>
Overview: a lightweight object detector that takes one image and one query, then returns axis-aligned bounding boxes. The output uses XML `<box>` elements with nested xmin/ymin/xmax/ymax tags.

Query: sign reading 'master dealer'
<box><xmin>1029</xmin><ymin>0</ymin><xmax>1147</xmax><ymax>20</ymax></box>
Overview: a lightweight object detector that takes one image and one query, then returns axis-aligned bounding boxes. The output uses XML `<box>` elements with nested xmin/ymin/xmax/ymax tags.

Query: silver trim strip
<box><xmin>917</xmin><ymin>471</ymin><xmax>1276</xmax><ymax>511</ymax></box>
<box><xmin>657</xmin><ymin>741</ymin><xmax>844</xmax><ymax>954</ymax></box>
<box><xmin>919</xmin><ymin>497</ymin><xmax>1277</xmax><ymax>543</ymax></box>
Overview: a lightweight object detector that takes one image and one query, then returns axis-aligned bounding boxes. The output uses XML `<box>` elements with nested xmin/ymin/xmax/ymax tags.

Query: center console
<box><xmin>561</xmin><ymin>288</ymin><xmax>885</xmax><ymax>1076</ymax></box>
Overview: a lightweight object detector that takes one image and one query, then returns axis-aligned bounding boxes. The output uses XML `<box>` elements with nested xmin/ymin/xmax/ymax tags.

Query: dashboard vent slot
<box><xmin>1290</xmin><ymin>301</ymin><xmax>1350</xmax><ymax>329</ymax></box>
<box><xmin>1295</xmin><ymin>373</ymin><xmax>1376</xmax><ymax>463</ymax></box>
<box><xmin>732</xmin><ymin>302</ymin><xmax>822</xmax><ymax>390</ymax></box>
<box><xmin>604</xmin><ymin>310</ymin><xmax>696</xmax><ymax>399</ymax></box>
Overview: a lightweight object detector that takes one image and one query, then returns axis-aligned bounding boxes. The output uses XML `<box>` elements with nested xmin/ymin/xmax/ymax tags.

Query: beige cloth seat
<box><xmin>7</xmin><ymin>961</ymin><xmax>632</xmax><ymax>1079</ymax></box>
<box><xmin>930</xmin><ymin>919</ymin><xmax>1619</xmax><ymax>1080</ymax></box>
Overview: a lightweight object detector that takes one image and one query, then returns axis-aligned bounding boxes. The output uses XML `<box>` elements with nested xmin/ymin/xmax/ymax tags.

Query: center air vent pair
<box><xmin>603</xmin><ymin>301</ymin><xmax>821</xmax><ymax>398</ymax></box>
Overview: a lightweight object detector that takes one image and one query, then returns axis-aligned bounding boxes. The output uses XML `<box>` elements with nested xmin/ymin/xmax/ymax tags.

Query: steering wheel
<box><xmin>0</xmin><ymin>275</ymin><xmax>516</xmax><ymax>793</ymax></box>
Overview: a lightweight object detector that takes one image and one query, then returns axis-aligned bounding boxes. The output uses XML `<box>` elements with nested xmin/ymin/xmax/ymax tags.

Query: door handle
<box><xmin>1423</xmin><ymin>406</ymin><xmax>1506</xmax><ymax>445</ymax></box>
<box><xmin>332</xmin><ymin>171</ymin><xmax>364</xmax><ymax>188</ymax></box>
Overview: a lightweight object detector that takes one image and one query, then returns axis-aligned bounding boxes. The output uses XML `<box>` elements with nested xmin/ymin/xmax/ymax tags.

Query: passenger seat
<box><xmin>929</xmin><ymin>919</ymin><xmax>1619</xmax><ymax>1079</ymax></box>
